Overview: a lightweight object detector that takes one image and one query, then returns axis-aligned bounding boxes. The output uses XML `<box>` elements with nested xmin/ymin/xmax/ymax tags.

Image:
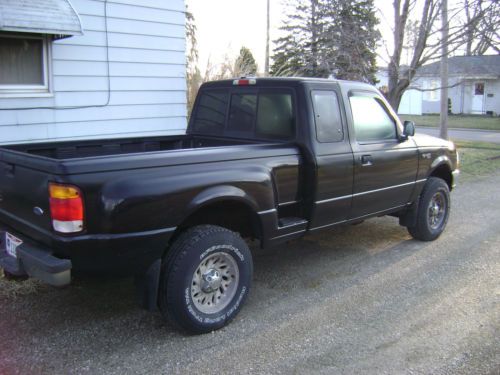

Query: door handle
<box><xmin>361</xmin><ymin>155</ymin><xmax>373</xmax><ymax>166</ymax></box>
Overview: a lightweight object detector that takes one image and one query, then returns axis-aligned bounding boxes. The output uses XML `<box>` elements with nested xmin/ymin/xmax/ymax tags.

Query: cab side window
<box><xmin>349</xmin><ymin>95</ymin><xmax>396</xmax><ymax>142</ymax></box>
<box><xmin>312</xmin><ymin>90</ymin><xmax>343</xmax><ymax>142</ymax></box>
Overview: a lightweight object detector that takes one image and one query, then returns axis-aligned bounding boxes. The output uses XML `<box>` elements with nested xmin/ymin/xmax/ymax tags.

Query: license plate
<box><xmin>4</xmin><ymin>232</ymin><xmax>23</xmax><ymax>258</ymax></box>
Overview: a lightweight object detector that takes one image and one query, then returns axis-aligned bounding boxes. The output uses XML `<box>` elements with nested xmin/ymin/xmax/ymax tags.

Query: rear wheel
<box><xmin>159</xmin><ymin>225</ymin><xmax>252</xmax><ymax>334</ymax></box>
<box><xmin>408</xmin><ymin>177</ymin><xmax>450</xmax><ymax>241</ymax></box>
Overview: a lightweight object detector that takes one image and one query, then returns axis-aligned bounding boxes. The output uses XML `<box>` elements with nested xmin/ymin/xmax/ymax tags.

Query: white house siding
<box><xmin>0</xmin><ymin>0</ymin><xmax>187</xmax><ymax>145</ymax></box>
<box><xmin>397</xmin><ymin>89</ymin><xmax>422</xmax><ymax>115</ymax></box>
<box><xmin>418</xmin><ymin>76</ymin><xmax>466</xmax><ymax>115</ymax></box>
<box><xmin>484</xmin><ymin>80</ymin><xmax>500</xmax><ymax>115</ymax></box>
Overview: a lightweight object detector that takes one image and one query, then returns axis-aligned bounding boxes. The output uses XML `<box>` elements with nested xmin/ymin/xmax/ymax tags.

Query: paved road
<box><xmin>1</xmin><ymin>175</ymin><xmax>499</xmax><ymax>374</ymax></box>
<box><xmin>417</xmin><ymin>127</ymin><xmax>500</xmax><ymax>144</ymax></box>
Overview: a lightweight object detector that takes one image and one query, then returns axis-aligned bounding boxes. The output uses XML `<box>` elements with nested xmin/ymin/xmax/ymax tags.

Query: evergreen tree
<box><xmin>271</xmin><ymin>0</ymin><xmax>330</xmax><ymax>77</ymax></box>
<box><xmin>234</xmin><ymin>47</ymin><xmax>258</xmax><ymax>76</ymax></box>
<box><xmin>271</xmin><ymin>0</ymin><xmax>380</xmax><ymax>83</ymax></box>
<box><xmin>325</xmin><ymin>0</ymin><xmax>380</xmax><ymax>83</ymax></box>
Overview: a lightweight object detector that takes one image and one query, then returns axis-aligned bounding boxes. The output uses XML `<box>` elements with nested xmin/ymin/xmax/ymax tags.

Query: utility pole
<box><xmin>440</xmin><ymin>0</ymin><xmax>449</xmax><ymax>140</ymax></box>
<box><xmin>264</xmin><ymin>0</ymin><xmax>270</xmax><ymax>76</ymax></box>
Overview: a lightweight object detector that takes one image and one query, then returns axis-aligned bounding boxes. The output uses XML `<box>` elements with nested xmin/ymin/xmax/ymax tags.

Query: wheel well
<box><xmin>430</xmin><ymin>164</ymin><xmax>453</xmax><ymax>190</ymax></box>
<box><xmin>174</xmin><ymin>201</ymin><xmax>261</xmax><ymax>243</ymax></box>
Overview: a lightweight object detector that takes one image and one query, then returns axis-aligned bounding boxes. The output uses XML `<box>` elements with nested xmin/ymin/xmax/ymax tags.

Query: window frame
<box><xmin>0</xmin><ymin>33</ymin><xmax>52</xmax><ymax>98</ymax></box>
<box><xmin>348</xmin><ymin>91</ymin><xmax>399</xmax><ymax>145</ymax></box>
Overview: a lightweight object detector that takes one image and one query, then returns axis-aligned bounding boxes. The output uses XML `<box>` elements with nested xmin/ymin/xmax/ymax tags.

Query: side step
<box><xmin>265</xmin><ymin>217</ymin><xmax>308</xmax><ymax>246</ymax></box>
<box><xmin>278</xmin><ymin>217</ymin><xmax>308</xmax><ymax>229</ymax></box>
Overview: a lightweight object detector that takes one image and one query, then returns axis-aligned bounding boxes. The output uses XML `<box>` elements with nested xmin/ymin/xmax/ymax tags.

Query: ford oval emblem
<box><xmin>33</xmin><ymin>207</ymin><xmax>44</xmax><ymax>216</ymax></box>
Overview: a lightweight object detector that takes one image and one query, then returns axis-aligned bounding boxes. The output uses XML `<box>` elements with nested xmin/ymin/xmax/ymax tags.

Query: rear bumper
<box><xmin>0</xmin><ymin>230</ymin><xmax>71</xmax><ymax>286</ymax></box>
<box><xmin>0</xmin><ymin>218</ymin><xmax>176</xmax><ymax>277</ymax></box>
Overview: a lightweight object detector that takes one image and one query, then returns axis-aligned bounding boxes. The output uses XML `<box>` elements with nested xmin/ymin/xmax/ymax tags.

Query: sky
<box><xmin>186</xmin><ymin>0</ymin><xmax>396</xmax><ymax>73</ymax></box>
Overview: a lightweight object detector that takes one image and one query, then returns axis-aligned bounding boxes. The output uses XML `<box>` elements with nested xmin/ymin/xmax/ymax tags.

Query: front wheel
<box><xmin>407</xmin><ymin>177</ymin><xmax>450</xmax><ymax>241</ymax></box>
<box><xmin>159</xmin><ymin>225</ymin><xmax>253</xmax><ymax>334</ymax></box>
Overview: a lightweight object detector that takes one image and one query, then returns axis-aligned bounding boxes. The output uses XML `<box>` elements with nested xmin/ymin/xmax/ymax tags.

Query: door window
<box><xmin>349</xmin><ymin>95</ymin><xmax>396</xmax><ymax>142</ymax></box>
<box><xmin>474</xmin><ymin>83</ymin><xmax>484</xmax><ymax>95</ymax></box>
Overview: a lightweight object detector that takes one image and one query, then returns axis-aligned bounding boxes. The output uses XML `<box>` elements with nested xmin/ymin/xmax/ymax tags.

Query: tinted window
<box><xmin>256</xmin><ymin>93</ymin><xmax>294</xmax><ymax>139</ymax></box>
<box><xmin>192</xmin><ymin>90</ymin><xmax>229</xmax><ymax>134</ymax></box>
<box><xmin>192</xmin><ymin>89</ymin><xmax>295</xmax><ymax>140</ymax></box>
<box><xmin>227</xmin><ymin>94</ymin><xmax>257</xmax><ymax>133</ymax></box>
<box><xmin>349</xmin><ymin>95</ymin><xmax>396</xmax><ymax>142</ymax></box>
<box><xmin>312</xmin><ymin>91</ymin><xmax>343</xmax><ymax>142</ymax></box>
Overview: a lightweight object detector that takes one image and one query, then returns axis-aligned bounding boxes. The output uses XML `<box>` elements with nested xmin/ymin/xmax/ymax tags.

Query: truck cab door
<box><xmin>347</xmin><ymin>91</ymin><xmax>418</xmax><ymax>219</ymax></box>
<box><xmin>308</xmin><ymin>89</ymin><xmax>354</xmax><ymax>229</ymax></box>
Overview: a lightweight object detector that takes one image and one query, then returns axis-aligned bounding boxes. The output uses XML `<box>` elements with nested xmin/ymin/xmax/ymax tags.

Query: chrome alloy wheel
<box><xmin>190</xmin><ymin>252</ymin><xmax>239</xmax><ymax>314</ymax></box>
<box><xmin>427</xmin><ymin>191</ymin><xmax>446</xmax><ymax>229</ymax></box>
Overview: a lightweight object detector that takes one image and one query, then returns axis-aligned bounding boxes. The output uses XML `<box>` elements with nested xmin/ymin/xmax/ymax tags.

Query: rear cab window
<box><xmin>191</xmin><ymin>88</ymin><xmax>296</xmax><ymax>141</ymax></box>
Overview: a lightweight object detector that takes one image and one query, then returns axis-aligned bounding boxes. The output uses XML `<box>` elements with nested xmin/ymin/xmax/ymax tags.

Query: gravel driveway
<box><xmin>1</xmin><ymin>174</ymin><xmax>499</xmax><ymax>375</ymax></box>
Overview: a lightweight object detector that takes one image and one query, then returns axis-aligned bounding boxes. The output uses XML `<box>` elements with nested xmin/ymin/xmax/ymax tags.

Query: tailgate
<box><xmin>0</xmin><ymin>155</ymin><xmax>54</xmax><ymax>237</ymax></box>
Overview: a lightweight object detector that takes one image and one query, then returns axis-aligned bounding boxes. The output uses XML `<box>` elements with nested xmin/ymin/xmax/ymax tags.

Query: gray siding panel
<box><xmin>0</xmin><ymin>0</ymin><xmax>187</xmax><ymax>144</ymax></box>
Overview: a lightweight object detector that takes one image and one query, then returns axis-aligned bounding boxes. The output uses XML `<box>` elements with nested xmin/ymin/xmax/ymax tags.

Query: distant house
<box><xmin>0</xmin><ymin>0</ymin><xmax>186</xmax><ymax>145</ymax></box>
<box><xmin>377</xmin><ymin>55</ymin><xmax>500</xmax><ymax>116</ymax></box>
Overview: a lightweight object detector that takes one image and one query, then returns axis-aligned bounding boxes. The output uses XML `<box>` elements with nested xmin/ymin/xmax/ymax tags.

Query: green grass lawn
<box><xmin>455</xmin><ymin>141</ymin><xmax>500</xmax><ymax>181</ymax></box>
<box><xmin>400</xmin><ymin>114</ymin><xmax>500</xmax><ymax>131</ymax></box>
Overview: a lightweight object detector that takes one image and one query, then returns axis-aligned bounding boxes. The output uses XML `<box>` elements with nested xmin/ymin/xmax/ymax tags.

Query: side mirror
<box><xmin>403</xmin><ymin>120</ymin><xmax>415</xmax><ymax>137</ymax></box>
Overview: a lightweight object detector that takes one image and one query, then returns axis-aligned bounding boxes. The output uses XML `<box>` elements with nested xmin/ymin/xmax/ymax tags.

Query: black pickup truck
<box><xmin>0</xmin><ymin>78</ymin><xmax>458</xmax><ymax>333</ymax></box>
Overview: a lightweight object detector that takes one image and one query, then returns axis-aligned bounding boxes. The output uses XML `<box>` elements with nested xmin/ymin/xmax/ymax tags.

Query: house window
<box><xmin>0</xmin><ymin>34</ymin><xmax>50</xmax><ymax>96</ymax></box>
<box><xmin>427</xmin><ymin>80</ymin><xmax>439</xmax><ymax>101</ymax></box>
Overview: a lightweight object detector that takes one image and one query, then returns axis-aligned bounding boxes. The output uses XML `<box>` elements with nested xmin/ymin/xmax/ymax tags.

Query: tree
<box><xmin>186</xmin><ymin>8</ymin><xmax>201</xmax><ymax>115</ymax></box>
<box><xmin>463</xmin><ymin>0</ymin><xmax>500</xmax><ymax>55</ymax></box>
<box><xmin>271</xmin><ymin>0</ymin><xmax>380</xmax><ymax>82</ymax></box>
<box><xmin>234</xmin><ymin>47</ymin><xmax>258</xmax><ymax>77</ymax></box>
<box><xmin>324</xmin><ymin>0</ymin><xmax>380</xmax><ymax>83</ymax></box>
<box><xmin>271</xmin><ymin>0</ymin><xmax>328</xmax><ymax>77</ymax></box>
<box><xmin>440</xmin><ymin>0</ymin><xmax>449</xmax><ymax>140</ymax></box>
<box><xmin>384</xmin><ymin>0</ymin><xmax>499</xmax><ymax>110</ymax></box>
<box><xmin>264</xmin><ymin>0</ymin><xmax>271</xmax><ymax>75</ymax></box>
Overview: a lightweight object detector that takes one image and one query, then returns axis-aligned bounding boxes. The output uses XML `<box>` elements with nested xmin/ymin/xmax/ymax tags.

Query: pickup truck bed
<box><xmin>4</xmin><ymin>135</ymin><xmax>257</xmax><ymax>159</ymax></box>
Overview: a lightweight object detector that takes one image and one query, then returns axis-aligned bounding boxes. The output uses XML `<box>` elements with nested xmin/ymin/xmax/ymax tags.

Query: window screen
<box><xmin>349</xmin><ymin>95</ymin><xmax>396</xmax><ymax>142</ymax></box>
<box><xmin>256</xmin><ymin>93</ymin><xmax>294</xmax><ymax>139</ymax></box>
<box><xmin>0</xmin><ymin>36</ymin><xmax>44</xmax><ymax>86</ymax></box>
<box><xmin>312</xmin><ymin>91</ymin><xmax>343</xmax><ymax>142</ymax></box>
<box><xmin>192</xmin><ymin>90</ymin><xmax>229</xmax><ymax>134</ymax></box>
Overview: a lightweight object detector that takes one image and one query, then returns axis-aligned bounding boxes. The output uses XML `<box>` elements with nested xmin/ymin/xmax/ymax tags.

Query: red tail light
<box><xmin>49</xmin><ymin>183</ymin><xmax>84</xmax><ymax>233</ymax></box>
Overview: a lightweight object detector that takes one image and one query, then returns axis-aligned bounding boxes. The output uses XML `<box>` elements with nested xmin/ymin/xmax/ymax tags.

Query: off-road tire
<box><xmin>159</xmin><ymin>225</ymin><xmax>252</xmax><ymax>334</ymax></box>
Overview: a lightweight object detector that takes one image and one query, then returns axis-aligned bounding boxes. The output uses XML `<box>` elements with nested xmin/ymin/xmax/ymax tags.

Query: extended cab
<box><xmin>0</xmin><ymin>78</ymin><xmax>458</xmax><ymax>333</ymax></box>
